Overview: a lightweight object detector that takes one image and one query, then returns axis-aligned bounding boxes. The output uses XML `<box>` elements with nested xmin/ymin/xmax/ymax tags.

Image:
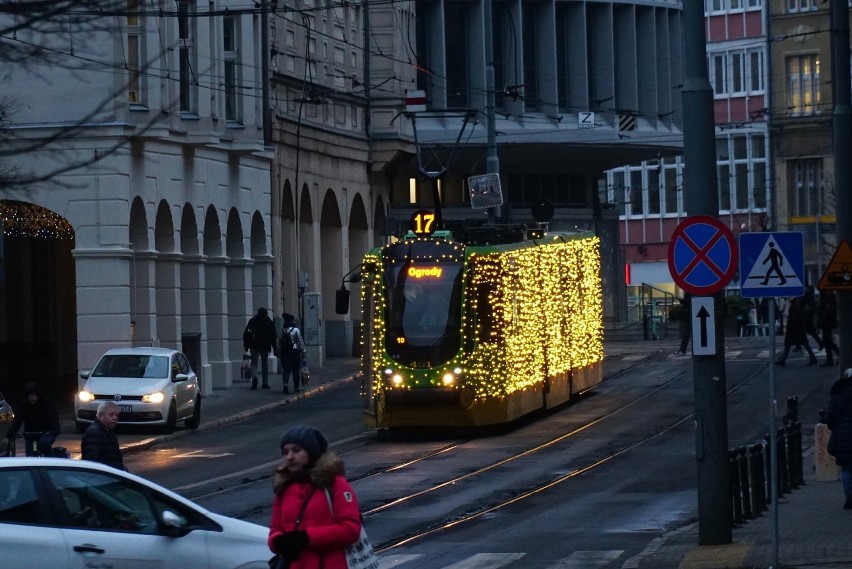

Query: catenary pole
<box><xmin>483</xmin><ymin>0</ymin><xmax>500</xmax><ymax>224</ymax></box>
<box><xmin>681</xmin><ymin>0</ymin><xmax>732</xmax><ymax>545</ymax></box>
<box><xmin>832</xmin><ymin>0</ymin><xmax>852</xmax><ymax>372</ymax></box>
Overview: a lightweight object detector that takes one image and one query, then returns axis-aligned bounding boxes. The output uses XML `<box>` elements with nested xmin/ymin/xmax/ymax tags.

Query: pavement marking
<box><xmin>378</xmin><ymin>554</ymin><xmax>423</xmax><ymax>568</ymax></box>
<box><xmin>439</xmin><ymin>553</ymin><xmax>525</xmax><ymax>569</ymax></box>
<box><xmin>544</xmin><ymin>550</ymin><xmax>623</xmax><ymax>568</ymax></box>
<box><xmin>172</xmin><ymin>450</ymin><xmax>234</xmax><ymax>459</ymax></box>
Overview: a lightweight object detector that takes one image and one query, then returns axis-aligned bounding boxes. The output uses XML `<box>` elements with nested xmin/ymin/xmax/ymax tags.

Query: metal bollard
<box><xmin>784</xmin><ymin>424</ymin><xmax>799</xmax><ymax>490</ymax></box>
<box><xmin>738</xmin><ymin>446</ymin><xmax>753</xmax><ymax>519</ymax></box>
<box><xmin>730</xmin><ymin>449</ymin><xmax>743</xmax><ymax>525</ymax></box>
<box><xmin>777</xmin><ymin>427</ymin><xmax>790</xmax><ymax>494</ymax></box>
<box><xmin>750</xmin><ymin>443</ymin><xmax>766</xmax><ymax>514</ymax></box>
<box><xmin>791</xmin><ymin>421</ymin><xmax>805</xmax><ymax>486</ymax></box>
<box><xmin>785</xmin><ymin>396</ymin><xmax>799</xmax><ymax>424</ymax></box>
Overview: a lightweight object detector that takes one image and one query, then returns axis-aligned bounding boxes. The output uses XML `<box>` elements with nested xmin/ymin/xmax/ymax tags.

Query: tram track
<box><xmin>229</xmin><ymin>350</ymin><xmax>687</xmax><ymax>521</ymax></box>
<box><xmin>369</xmin><ymin>357</ymin><xmax>770</xmax><ymax>552</ymax></box>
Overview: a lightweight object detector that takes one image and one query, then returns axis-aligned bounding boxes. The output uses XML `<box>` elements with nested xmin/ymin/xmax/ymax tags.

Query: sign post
<box><xmin>739</xmin><ymin>231</ymin><xmax>805</xmax><ymax>568</ymax></box>
<box><xmin>668</xmin><ymin>215</ymin><xmax>737</xmax><ymax>544</ymax></box>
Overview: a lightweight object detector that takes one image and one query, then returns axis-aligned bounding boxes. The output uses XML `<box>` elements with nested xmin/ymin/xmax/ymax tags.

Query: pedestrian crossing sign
<box><xmin>739</xmin><ymin>232</ymin><xmax>804</xmax><ymax>298</ymax></box>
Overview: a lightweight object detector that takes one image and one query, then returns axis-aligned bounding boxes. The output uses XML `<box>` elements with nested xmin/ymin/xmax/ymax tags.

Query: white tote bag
<box><xmin>324</xmin><ymin>489</ymin><xmax>379</xmax><ymax>569</ymax></box>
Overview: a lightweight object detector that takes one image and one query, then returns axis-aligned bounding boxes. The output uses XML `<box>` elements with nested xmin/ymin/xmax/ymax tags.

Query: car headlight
<box><xmin>442</xmin><ymin>373</ymin><xmax>456</xmax><ymax>386</ymax></box>
<box><xmin>78</xmin><ymin>390</ymin><xmax>95</xmax><ymax>403</ymax></box>
<box><xmin>142</xmin><ymin>392</ymin><xmax>165</xmax><ymax>404</ymax></box>
<box><xmin>391</xmin><ymin>374</ymin><xmax>404</xmax><ymax>386</ymax></box>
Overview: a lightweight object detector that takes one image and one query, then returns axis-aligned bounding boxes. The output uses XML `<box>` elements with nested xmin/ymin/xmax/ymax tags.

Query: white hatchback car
<box><xmin>76</xmin><ymin>348</ymin><xmax>202</xmax><ymax>433</ymax></box>
<box><xmin>0</xmin><ymin>457</ymin><xmax>270</xmax><ymax>569</ymax></box>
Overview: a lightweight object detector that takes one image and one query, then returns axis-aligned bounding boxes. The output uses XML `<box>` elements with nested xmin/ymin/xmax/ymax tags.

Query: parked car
<box><xmin>0</xmin><ymin>457</ymin><xmax>269</xmax><ymax>569</ymax></box>
<box><xmin>75</xmin><ymin>348</ymin><xmax>202</xmax><ymax>433</ymax></box>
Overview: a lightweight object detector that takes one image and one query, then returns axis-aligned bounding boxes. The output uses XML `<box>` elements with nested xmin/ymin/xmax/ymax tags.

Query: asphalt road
<box><xmin>115</xmin><ymin>338</ymin><xmax>836</xmax><ymax>569</ymax></box>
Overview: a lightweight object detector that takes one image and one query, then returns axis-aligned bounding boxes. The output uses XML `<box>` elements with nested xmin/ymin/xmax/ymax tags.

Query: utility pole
<box><xmin>483</xmin><ymin>0</ymin><xmax>500</xmax><ymax>224</ymax></box>
<box><xmin>261</xmin><ymin>0</ymin><xmax>271</xmax><ymax>147</ymax></box>
<box><xmin>832</xmin><ymin>0</ymin><xmax>852</xmax><ymax>372</ymax></box>
<box><xmin>681</xmin><ymin>1</ymin><xmax>732</xmax><ymax>545</ymax></box>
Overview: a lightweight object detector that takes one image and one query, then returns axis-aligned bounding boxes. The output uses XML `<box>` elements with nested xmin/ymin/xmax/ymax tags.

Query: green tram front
<box><xmin>359</xmin><ymin>236</ymin><xmax>471</xmax><ymax>427</ymax></box>
<box><xmin>383</xmin><ymin>239</ymin><xmax>464</xmax><ymax>370</ymax></box>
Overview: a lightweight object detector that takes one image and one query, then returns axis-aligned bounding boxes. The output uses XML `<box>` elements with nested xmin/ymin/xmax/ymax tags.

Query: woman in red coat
<box><xmin>268</xmin><ymin>425</ymin><xmax>361</xmax><ymax>569</ymax></box>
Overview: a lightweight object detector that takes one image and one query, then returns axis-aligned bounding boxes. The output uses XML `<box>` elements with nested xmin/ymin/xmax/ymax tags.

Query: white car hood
<box><xmin>83</xmin><ymin>376</ymin><xmax>171</xmax><ymax>396</ymax></box>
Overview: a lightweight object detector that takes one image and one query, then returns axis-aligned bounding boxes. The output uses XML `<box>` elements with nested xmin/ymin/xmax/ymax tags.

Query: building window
<box><xmin>522</xmin><ymin>4</ymin><xmax>538</xmax><ymax>111</ymax></box>
<box><xmin>786</xmin><ymin>0</ymin><xmax>817</xmax><ymax>13</ymax></box>
<box><xmin>706</xmin><ymin>0</ymin><xmax>760</xmax><ymax>13</ymax></box>
<box><xmin>787</xmin><ymin>54</ymin><xmax>820</xmax><ymax>117</ymax></box>
<box><xmin>444</xmin><ymin>2</ymin><xmax>469</xmax><ymax>108</ymax></box>
<box><xmin>178</xmin><ymin>0</ymin><xmax>197</xmax><ymax>114</ymax></box>
<box><xmin>126</xmin><ymin>0</ymin><xmax>143</xmax><ymax>104</ymax></box>
<box><xmin>716</xmin><ymin>133</ymin><xmax>768</xmax><ymax>213</ymax></box>
<box><xmin>223</xmin><ymin>15</ymin><xmax>240</xmax><ymax>122</ymax></box>
<box><xmin>790</xmin><ymin>159</ymin><xmax>823</xmax><ymax>217</ymax></box>
<box><xmin>663</xmin><ymin>159</ymin><xmax>679</xmax><ymax>214</ymax></box>
<box><xmin>709</xmin><ymin>48</ymin><xmax>764</xmax><ymax>97</ymax></box>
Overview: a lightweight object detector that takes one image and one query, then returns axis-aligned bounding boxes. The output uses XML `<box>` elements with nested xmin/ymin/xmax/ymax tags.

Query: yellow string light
<box><xmin>0</xmin><ymin>200</ymin><xmax>74</xmax><ymax>240</ymax></box>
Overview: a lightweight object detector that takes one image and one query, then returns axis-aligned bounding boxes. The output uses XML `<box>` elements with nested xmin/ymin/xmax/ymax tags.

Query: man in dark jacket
<box><xmin>818</xmin><ymin>290</ymin><xmax>840</xmax><ymax>367</ymax></box>
<box><xmin>81</xmin><ymin>401</ymin><xmax>125</xmax><ymax>471</ymax></box>
<box><xmin>826</xmin><ymin>368</ymin><xmax>852</xmax><ymax>509</ymax></box>
<box><xmin>6</xmin><ymin>382</ymin><xmax>61</xmax><ymax>457</ymax></box>
<box><xmin>243</xmin><ymin>307</ymin><xmax>278</xmax><ymax>390</ymax></box>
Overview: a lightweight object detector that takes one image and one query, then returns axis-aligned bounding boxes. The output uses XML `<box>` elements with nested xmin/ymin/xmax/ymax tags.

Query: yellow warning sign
<box><xmin>818</xmin><ymin>240</ymin><xmax>852</xmax><ymax>290</ymax></box>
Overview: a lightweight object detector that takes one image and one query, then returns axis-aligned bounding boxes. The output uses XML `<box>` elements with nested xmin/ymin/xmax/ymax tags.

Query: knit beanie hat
<box><xmin>23</xmin><ymin>383</ymin><xmax>39</xmax><ymax>395</ymax></box>
<box><xmin>279</xmin><ymin>425</ymin><xmax>328</xmax><ymax>460</ymax></box>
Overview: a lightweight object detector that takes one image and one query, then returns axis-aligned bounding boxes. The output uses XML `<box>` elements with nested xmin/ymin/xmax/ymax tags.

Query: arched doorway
<box><xmin>0</xmin><ymin>200</ymin><xmax>77</xmax><ymax>403</ymax></box>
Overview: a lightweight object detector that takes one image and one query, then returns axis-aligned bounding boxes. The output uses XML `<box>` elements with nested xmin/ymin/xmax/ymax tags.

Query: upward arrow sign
<box><xmin>697</xmin><ymin>305</ymin><xmax>711</xmax><ymax>348</ymax></box>
<box><xmin>691</xmin><ymin>297</ymin><xmax>717</xmax><ymax>356</ymax></box>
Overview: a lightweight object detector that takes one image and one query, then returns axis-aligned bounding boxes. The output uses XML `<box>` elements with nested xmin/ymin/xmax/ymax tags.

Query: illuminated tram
<box><xmin>345</xmin><ymin>218</ymin><xmax>604</xmax><ymax>430</ymax></box>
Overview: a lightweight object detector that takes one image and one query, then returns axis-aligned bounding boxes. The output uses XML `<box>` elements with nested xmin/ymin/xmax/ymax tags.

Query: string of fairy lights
<box><xmin>361</xmin><ymin>232</ymin><xmax>604</xmax><ymax>407</ymax></box>
<box><xmin>0</xmin><ymin>200</ymin><xmax>74</xmax><ymax>240</ymax></box>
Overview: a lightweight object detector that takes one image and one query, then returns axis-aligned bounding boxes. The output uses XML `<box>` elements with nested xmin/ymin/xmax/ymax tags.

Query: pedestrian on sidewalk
<box><xmin>81</xmin><ymin>401</ymin><xmax>126</xmax><ymax>471</ymax></box>
<box><xmin>776</xmin><ymin>297</ymin><xmax>817</xmax><ymax>366</ymax></box>
<box><xmin>268</xmin><ymin>425</ymin><xmax>362</xmax><ymax>569</ymax></box>
<box><xmin>278</xmin><ymin>313</ymin><xmax>307</xmax><ymax>394</ymax></box>
<box><xmin>818</xmin><ymin>290</ymin><xmax>840</xmax><ymax>367</ymax></box>
<box><xmin>802</xmin><ymin>285</ymin><xmax>824</xmax><ymax>351</ymax></box>
<box><xmin>675</xmin><ymin>294</ymin><xmax>691</xmax><ymax>355</ymax></box>
<box><xmin>6</xmin><ymin>382</ymin><xmax>60</xmax><ymax>457</ymax></box>
<box><xmin>825</xmin><ymin>368</ymin><xmax>852</xmax><ymax>509</ymax></box>
<box><xmin>244</xmin><ymin>307</ymin><xmax>278</xmax><ymax>390</ymax></box>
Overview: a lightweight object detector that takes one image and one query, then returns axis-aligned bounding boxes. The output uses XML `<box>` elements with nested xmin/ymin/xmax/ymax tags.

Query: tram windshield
<box><xmin>384</xmin><ymin>259</ymin><xmax>463</xmax><ymax>366</ymax></box>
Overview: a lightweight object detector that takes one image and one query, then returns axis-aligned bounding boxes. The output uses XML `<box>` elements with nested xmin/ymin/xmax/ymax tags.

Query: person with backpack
<box><xmin>244</xmin><ymin>307</ymin><xmax>278</xmax><ymax>390</ymax></box>
<box><xmin>278</xmin><ymin>313</ymin><xmax>307</xmax><ymax>394</ymax></box>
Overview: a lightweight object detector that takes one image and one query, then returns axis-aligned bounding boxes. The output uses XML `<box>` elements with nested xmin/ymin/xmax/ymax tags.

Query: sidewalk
<box><xmin>52</xmin><ymin>340</ymin><xmax>852</xmax><ymax>569</ymax></box>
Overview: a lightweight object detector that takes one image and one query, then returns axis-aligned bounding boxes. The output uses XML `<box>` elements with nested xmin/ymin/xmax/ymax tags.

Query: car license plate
<box><xmin>119</xmin><ymin>405</ymin><xmax>132</xmax><ymax>413</ymax></box>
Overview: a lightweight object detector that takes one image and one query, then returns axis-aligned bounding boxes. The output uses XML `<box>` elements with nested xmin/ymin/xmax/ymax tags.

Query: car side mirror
<box><xmin>160</xmin><ymin>510</ymin><xmax>191</xmax><ymax>537</ymax></box>
<box><xmin>80</xmin><ymin>371</ymin><xmax>91</xmax><ymax>380</ymax></box>
<box><xmin>173</xmin><ymin>373</ymin><xmax>189</xmax><ymax>383</ymax></box>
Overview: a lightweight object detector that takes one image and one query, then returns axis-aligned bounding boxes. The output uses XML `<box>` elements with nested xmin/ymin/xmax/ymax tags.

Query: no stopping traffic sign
<box><xmin>667</xmin><ymin>215</ymin><xmax>738</xmax><ymax>295</ymax></box>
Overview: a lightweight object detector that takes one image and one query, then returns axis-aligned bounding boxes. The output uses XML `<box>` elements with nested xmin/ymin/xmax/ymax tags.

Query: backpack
<box><xmin>278</xmin><ymin>327</ymin><xmax>296</xmax><ymax>352</ymax></box>
<box><xmin>243</xmin><ymin>323</ymin><xmax>255</xmax><ymax>347</ymax></box>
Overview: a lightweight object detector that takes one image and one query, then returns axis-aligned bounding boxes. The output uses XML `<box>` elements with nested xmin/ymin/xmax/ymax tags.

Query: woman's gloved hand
<box><xmin>272</xmin><ymin>530</ymin><xmax>309</xmax><ymax>559</ymax></box>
